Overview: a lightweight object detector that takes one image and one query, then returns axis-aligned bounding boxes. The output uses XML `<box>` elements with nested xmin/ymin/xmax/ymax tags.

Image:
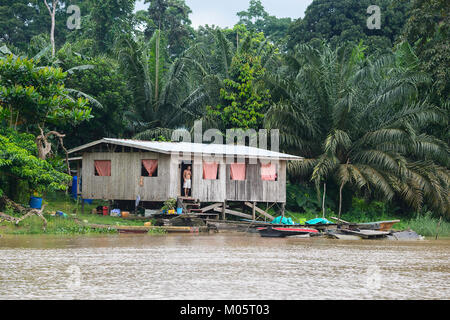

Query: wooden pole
<box><xmin>244</xmin><ymin>202</ymin><xmax>275</xmax><ymax>221</ymax></box>
<box><xmin>338</xmin><ymin>182</ymin><xmax>344</xmax><ymax>217</ymax></box>
<box><xmin>281</xmin><ymin>203</ymin><xmax>285</xmax><ymax>217</ymax></box>
<box><xmin>252</xmin><ymin>202</ymin><xmax>256</xmax><ymax>221</ymax></box>
<box><xmin>322</xmin><ymin>183</ymin><xmax>326</xmax><ymax>219</ymax></box>
<box><xmin>435</xmin><ymin>216</ymin><xmax>443</xmax><ymax>240</ymax></box>
<box><xmin>221</xmin><ymin>200</ymin><xmax>226</xmax><ymax>220</ymax></box>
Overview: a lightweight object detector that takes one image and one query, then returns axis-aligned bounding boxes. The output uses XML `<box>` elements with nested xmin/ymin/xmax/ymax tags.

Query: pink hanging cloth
<box><xmin>261</xmin><ymin>162</ymin><xmax>277</xmax><ymax>181</ymax></box>
<box><xmin>142</xmin><ymin>160</ymin><xmax>158</xmax><ymax>176</ymax></box>
<box><xmin>230</xmin><ymin>163</ymin><xmax>246</xmax><ymax>181</ymax></box>
<box><xmin>203</xmin><ymin>162</ymin><xmax>219</xmax><ymax>179</ymax></box>
<box><xmin>94</xmin><ymin>160</ymin><xmax>111</xmax><ymax>176</ymax></box>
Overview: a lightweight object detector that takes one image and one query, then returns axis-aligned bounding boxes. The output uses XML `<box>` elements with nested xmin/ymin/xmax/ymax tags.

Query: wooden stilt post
<box><xmin>281</xmin><ymin>203</ymin><xmax>285</xmax><ymax>217</ymax></box>
<box><xmin>221</xmin><ymin>200</ymin><xmax>226</xmax><ymax>220</ymax></box>
<box><xmin>81</xmin><ymin>198</ymin><xmax>85</xmax><ymax>214</ymax></box>
<box><xmin>252</xmin><ymin>202</ymin><xmax>256</xmax><ymax>221</ymax></box>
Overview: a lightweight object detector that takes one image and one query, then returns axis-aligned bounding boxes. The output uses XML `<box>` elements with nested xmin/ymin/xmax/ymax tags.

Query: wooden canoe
<box><xmin>330</xmin><ymin>217</ymin><xmax>400</xmax><ymax>231</ymax></box>
<box><xmin>257</xmin><ymin>226</ymin><xmax>319</xmax><ymax>238</ymax></box>
<box><xmin>354</xmin><ymin>220</ymin><xmax>400</xmax><ymax>231</ymax></box>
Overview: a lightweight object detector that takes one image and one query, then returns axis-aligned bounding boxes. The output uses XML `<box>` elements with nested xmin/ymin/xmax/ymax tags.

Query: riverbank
<box><xmin>0</xmin><ymin>194</ymin><xmax>144</xmax><ymax>235</ymax></box>
<box><xmin>282</xmin><ymin>210</ymin><xmax>450</xmax><ymax>238</ymax></box>
<box><xmin>1</xmin><ymin>194</ymin><xmax>449</xmax><ymax>238</ymax></box>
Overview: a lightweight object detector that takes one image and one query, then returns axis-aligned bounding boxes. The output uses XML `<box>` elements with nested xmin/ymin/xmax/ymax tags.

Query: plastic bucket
<box><xmin>29</xmin><ymin>197</ymin><xmax>43</xmax><ymax>209</ymax></box>
<box><xmin>177</xmin><ymin>208</ymin><xmax>183</xmax><ymax>215</ymax></box>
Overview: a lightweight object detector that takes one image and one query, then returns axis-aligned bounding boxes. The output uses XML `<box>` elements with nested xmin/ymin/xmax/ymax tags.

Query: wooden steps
<box><xmin>177</xmin><ymin>197</ymin><xmax>200</xmax><ymax>214</ymax></box>
<box><xmin>177</xmin><ymin>198</ymin><xmax>276</xmax><ymax>222</ymax></box>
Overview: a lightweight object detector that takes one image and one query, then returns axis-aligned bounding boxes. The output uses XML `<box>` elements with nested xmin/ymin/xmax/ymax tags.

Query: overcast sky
<box><xmin>135</xmin><ymin>0</ymin><xmax>313</xmax><ymax>29</ymax></box>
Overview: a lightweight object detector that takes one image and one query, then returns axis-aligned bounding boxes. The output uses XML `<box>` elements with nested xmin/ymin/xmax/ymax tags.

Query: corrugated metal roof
<box><xmin>68</xmin><ymin>138</ymin><xmax>303</xmax><ymax>161</ymax></box>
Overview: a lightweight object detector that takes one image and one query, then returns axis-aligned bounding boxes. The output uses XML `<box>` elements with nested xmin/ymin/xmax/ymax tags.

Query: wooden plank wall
<box><xmin>81</xmin><ymin>152</ymin><xmax>173</xmax><ymax>201</ymax></box>
<box><xmin>81</xmin><ymin>151</ymin><xmax>286</xmax><ymax>203</ymax></box>
<box><xmin>226</xmin><ymin>161</ymin><xmax>286</xmax><ymax>203</ymax></box>
<box><xmin>192</xmin><ymin>156</ymin><xmax>226</xmax><ymax>202</ymax></box>
<box><xmin>191</xmin><ymin>157</ymin><xmax>286</xmax><ymax>203</ymax></box>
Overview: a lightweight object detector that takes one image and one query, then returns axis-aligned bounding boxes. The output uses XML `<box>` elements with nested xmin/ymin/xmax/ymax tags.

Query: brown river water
<box><xmin>0</xmin><ymin>233</ymin><xmax>449</xmax><ymax>300</ymax></box>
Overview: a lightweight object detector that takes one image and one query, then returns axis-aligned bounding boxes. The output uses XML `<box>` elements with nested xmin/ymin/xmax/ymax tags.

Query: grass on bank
<box><xmin>0</xmin><ymin>214</ymin><xmax>117</xmax><ymax>235</ymax></box>
<box><xmin>0</xmin><ymin>193</ymin><xmax>153</xmax><ymax>235</ymax></box>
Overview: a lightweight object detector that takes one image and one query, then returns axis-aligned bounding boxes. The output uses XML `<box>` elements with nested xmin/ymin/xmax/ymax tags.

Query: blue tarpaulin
<box><xmin>271</xmin><ymin>216</ymin><xmax>295</xmax><ymax>225</ymax></box>
<box><xmin>305</xmin><ymin>218</ymin><xmax>332</xmax><ymax>225</ymax></box>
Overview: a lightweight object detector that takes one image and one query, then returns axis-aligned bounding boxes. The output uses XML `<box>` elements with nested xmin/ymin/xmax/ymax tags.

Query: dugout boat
<box><xmin>257</xmin><ymin>226</ymin><xmax>319</xmax><ymax>238</ymax></box>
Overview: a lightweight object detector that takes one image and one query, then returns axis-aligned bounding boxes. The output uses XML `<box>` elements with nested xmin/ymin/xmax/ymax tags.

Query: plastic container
<box><xmin>110</xmin><ymin>209</ymin><xmax>121</xmax><ymax>217</ymax></box>
<box><xmin>71</xmin><ymin>176</ymin><xmax>77</xmax><ymax>199</ymax></box>
<box><xmin>56</xmin><ymin>211</ymin><xmax>68</xmax><ymax>218</ymax></box>
<box><xmin>121</xmin><ymin>211</ymin><xmax>130</xmax><ymax>218</ymax></box>
<box><xmin>29</xmin><ymin>197</ymin><xmax>43</xmax><ymax>209</ymax></box>
<box><xmin>177</xmin><ymin>207</ymin><xmax>183</xmax><ymax>215</ymax></box>
<box><xmin>102</xmin><ymin>206</ymin><xmax>109</xmax><ymax>216</ymax></box>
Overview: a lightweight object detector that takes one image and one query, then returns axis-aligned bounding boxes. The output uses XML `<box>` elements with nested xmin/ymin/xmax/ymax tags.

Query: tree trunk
<box><xmin>0</xmin><ymin>195</ymin><xmax>27</xmax><ymax>213</ymax></box>
<box><xmin>14</xmin><ymin>111</ymin><xmax>19</xmax><ymax>130</ymax></box>
<box><xmin>35</xmin><ymin>127</ymin><xmax>70</xmax><ymax>174</ymax></box>
<box><xmin>44</xmin><ymin>0</ymin><xmax>58</xmax><ymax>58</ymax></box>
<box><xmin>0</xmin><ymin>196</ymin><xmax>47</xmax><ymax>231</ymax></box>
<box><xmin>155</xmin><ymin>28</ymin><xmax>160</xmax><ymax>103</ymax></box>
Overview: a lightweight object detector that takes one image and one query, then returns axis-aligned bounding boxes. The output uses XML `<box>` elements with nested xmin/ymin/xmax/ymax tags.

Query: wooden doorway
<box><xmin>180</xmin><ymin>161</ymin><xmax>192</xmax><ymax>197</ymax></box>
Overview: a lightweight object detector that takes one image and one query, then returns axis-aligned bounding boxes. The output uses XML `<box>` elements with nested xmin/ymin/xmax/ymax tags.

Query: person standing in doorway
<box><xmin>183</xmin><ymin>165</ymin><xmax>191</xmax><ymax>197</ymax></box>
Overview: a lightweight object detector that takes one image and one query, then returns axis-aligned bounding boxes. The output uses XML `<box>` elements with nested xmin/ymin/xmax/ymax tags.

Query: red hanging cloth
<box><xmin>230</xmin><ymin>163</ymin><xmax>246</xmax><ymax>181</ymax></box>
<box><xmin>203</xmin><ymin>162</ymin><xmax>218</xmax><ymax>179</ymax></box>
<box><xmin>94</xmin><ymin>160</ymin><xmax>111</xmax><ymax>176</ymax></box>
<box><xmin>261</xmin><ymin>162</ymin><xmax>277</xmax><ymax>181</ymax></box>
<box><xmin>142</xmin><ymin>160</ymin><xmax>158</xmax><ymax>176</ymax></box>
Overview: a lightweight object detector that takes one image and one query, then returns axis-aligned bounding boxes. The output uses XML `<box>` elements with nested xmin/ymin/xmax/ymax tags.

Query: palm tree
<box><xmin>115</xmin><ymin>30</ymin><xmax>212</xmax><ymax>139</ymax></box>
<box><xmin>265</xmin><ymin>41</ymin><xmax>449</xmax><ymax>217</ymax></box>
<box><xmin>115</xmin><ymin>27</ymin><xmax>279</xmax><ymax>138</ymax></box>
